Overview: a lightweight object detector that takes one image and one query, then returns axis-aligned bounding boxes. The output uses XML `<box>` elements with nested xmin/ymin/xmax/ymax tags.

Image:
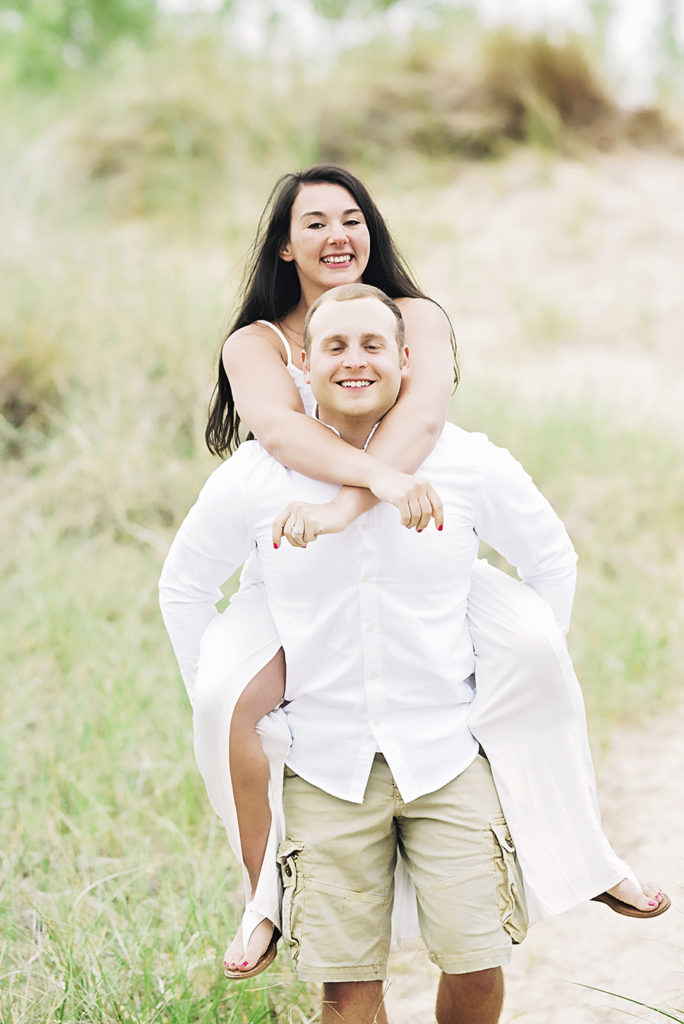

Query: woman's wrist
<box><xmin>331</xmin><ymin>485</ymin><xmax>378</xmax><ymax>523</ymax></box>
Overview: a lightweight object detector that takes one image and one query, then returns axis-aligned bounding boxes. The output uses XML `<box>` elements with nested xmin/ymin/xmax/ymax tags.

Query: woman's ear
<box><xmin>279</xmin><ymin>239</ymin><xmax>294</xmax><ymax>262</ymax></box>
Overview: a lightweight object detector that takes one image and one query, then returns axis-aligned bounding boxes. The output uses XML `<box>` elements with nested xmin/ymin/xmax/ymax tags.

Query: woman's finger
<box><xmin>404</xmin><ymin>495</ymin><xmax>423</xmax><ymax>530</ymax></box>
<box><xmin>427</xmin><ymin>484</ymin><xmax>444</xmax><ymax>531</ymax></box>
<box><xmin>286</xmin><ymin>520</ymin><xmax>307</xmax><ymax>548</ymax></box>
<box><xmin>272</xmin><ymin>504</ymin><xmax>294</xmax><ymax>549</ymax></box>
<box><xmin>415</xmin><ymin>494</ymin><xmax>433</xmax><ymax>532</ymax></box>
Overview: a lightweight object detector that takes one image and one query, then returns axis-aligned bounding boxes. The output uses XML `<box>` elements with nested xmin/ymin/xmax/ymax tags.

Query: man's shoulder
<box><xmin>212</xmin><ymin>439</ymin><xmax>281</xmax><ymax>475</ymax></box>
<box><xmin>431</xmin><ymin>422</ymin><xmax>494</xmax><ymax>462</ymax></box>
<box><xmin>200</xmin><ymin>440</ymin><xmax>284</xmax><ymax>497</ymax></box>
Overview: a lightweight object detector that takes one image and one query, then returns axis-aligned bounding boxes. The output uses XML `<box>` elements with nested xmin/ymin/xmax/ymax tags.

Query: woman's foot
<box><xmin>592</xmin><ymin>878</ymin><xmax>670</xmax><ymax>918</ymax></box>
<box><xmin>223</xmin><ymin>917</ymin><xmax>276</xmax><ymax>975</ymax></box>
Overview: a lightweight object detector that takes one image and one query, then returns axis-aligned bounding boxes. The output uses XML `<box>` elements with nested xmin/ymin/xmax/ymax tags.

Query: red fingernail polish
<box><xmin>273</xmin><ymin>543</ymin><xmax>278</xmax><ymax>549</ymax></box>
<box><xmin>648</xmin><ymin>901</ymin><xmax>656</xmax><ymax>907</ymax></box>
<box><xmin>417</xmin><ymin>529</ymin><xmax>423</xmax><ymax>533</ymax></box>
<box><xmin>241</xmin><ymin>960</ymin><xmax>248</xmax><ymax>967</ymax></box>
<box><xmin>438</xmin><ymin>525</ymin><xmax>443</xmax><ymax>531</ymax></box>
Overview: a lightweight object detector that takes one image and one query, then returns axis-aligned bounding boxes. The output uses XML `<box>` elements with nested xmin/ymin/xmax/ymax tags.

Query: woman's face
<box><xmin>280</xmin><ymin>183</ymin><xmax>371</xmax><ymax>302</ymax></box>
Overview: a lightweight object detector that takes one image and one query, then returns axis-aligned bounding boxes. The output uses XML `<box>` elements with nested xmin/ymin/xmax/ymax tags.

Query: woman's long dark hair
<box><xmin>205</xmin><ymin>164</ymin><xmax>457</xmax><ymax>457</ymax></box>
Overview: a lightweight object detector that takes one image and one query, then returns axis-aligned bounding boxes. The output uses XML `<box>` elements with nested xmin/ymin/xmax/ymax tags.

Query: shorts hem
<box><xmin>430</xmin><ymin>945</ymin><xmax>513</xmax><ymax>975</ymax></box>
<box><xmin>295</xmin><ymin>963</ymin><xmax>388</xmax><ymax>983</ymax></box>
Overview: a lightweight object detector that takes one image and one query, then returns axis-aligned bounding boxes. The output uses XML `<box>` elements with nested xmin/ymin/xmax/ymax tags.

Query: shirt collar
<box><xmin>314</xmin><ymin>407</ymin><xmax>380</xmax><ymax>451</ymax></box>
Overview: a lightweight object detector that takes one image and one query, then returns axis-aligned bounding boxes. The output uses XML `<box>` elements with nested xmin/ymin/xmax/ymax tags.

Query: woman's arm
<box><xmin>224</xmin><ymin>303</ymin><xmax>453</xmax><ymax>543</ymax></box>
<box><xmin>272</xmin><ymin>299</ymin><xmax>454</xmax><ymax>546</ymax></box>
<box><xmin>223</xmin><ymin>324</ymin><xmax>406</xmax><ymax>489</ymax></box>
<box><xmin>332</xmin><ymin>297</ymin><xmax>454</xmax><ymax>517</ymax></box>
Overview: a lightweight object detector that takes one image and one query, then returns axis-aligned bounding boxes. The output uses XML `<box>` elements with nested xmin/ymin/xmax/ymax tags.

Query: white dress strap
<box><xmin>255</xmin><ymin>319</ymin><xmax>293</xmax><ymax>368</ymax></box>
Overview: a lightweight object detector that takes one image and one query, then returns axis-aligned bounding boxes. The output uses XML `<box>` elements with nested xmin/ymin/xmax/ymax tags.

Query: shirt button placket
<box><xmin>359</xmin><ymin>511</ymin><xmax>383</xmax><ymax>726</ymax></box>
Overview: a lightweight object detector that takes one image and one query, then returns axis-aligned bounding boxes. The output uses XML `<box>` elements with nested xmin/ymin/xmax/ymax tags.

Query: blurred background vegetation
<box><xmin>2</xmin><ymin>1</ymin><xmax>683</xmax><ymax>1020</ymax></box>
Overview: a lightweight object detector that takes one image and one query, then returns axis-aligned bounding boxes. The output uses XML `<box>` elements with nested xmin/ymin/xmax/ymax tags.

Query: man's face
<box><xmin>303</xmin><ymin>297</ymin><xmax>408</xmax><ymax>435</ymax></box>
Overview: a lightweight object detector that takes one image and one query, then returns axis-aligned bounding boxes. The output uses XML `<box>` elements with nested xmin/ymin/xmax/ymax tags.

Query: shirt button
<box><xmin>369</xmin><ymin>671</ymin><xmax>378</xmax><ymax>680</ymax></box>
<box><xmin>373</xmin><ymin>719</ymin><xmax>381</xmax><ymax>728</ymax></box>
<box><xmin>361</xmin><ymin>575</ymin><xmax>369</xmax><ymax>583</ymax></box>
<box><xmin>366</xmin><ymin>623</ymin><xmax>375</xmax><ymax>632</ymax></box>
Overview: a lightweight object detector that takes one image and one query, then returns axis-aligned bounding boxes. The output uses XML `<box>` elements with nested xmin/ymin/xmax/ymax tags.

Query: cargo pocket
<box><xmin>277</xmin><ymin>838</ymin><xmax>304</xmax><ymax>960</ymax></box>
<box><xmin>490</xmin><ymin>818</ymin><xmax>528</xmax><ymax>945</ymax></box>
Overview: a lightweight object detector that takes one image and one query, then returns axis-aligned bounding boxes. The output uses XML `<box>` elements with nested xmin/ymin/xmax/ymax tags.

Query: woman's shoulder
<box><xmin>393</xmin><ymin>295</ymin><xmax>449</xmax><ymax>326</ymax></box>
<box><xmin>222</xmin><ymin>320</ymin><xmax>289</xmax><ymax>368</ymax></box>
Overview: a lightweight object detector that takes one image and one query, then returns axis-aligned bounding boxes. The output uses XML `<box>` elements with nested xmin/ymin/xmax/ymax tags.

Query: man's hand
<box><xmin>367</xmin><ymin>464</ymin><xmax>444</xmax><ymax>531</ymax></box>
<box><xmin>272</xmin><ymin>500</ymin><xmax>355</xmax><ymax>549</ymax></box>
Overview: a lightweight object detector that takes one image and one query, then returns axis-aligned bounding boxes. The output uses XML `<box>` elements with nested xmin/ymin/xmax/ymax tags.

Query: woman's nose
<box><xmin>328</xmin><ymin>223</ymin><xmax>348</xmax><ymax>244</ymax></box>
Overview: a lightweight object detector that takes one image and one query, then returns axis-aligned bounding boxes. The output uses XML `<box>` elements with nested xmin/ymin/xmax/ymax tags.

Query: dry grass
<box><xmin>315</xmin><ymin>28</ymin><xmax>679</xmax><ymax>163</ymax></box>
<box><xmin>2</xmin><ymin>24</ymin><xmax>683</xmax><ymax>1021</ymax></box>
<box><xmin>11</xmin><ymin>23</ymin><xmax>679</xmax><ymax>227</ymax></box>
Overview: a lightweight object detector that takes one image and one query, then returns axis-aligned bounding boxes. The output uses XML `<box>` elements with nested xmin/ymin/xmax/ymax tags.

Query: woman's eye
<box><xmin>306</xmin><ymin>221</ymin><xmax>324</xmax><ymax>229</ymax></box>
<box><xmin>345</xmin><ymin>218</ymin><xmax>361</xmax><ymax>227</ymax></box>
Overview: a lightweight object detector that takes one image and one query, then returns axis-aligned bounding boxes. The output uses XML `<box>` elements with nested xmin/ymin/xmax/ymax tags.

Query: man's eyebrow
<box><xmin>299</xmin><ymin>207</ymin><xmax>363</xmax><ymax>221</ymax></box>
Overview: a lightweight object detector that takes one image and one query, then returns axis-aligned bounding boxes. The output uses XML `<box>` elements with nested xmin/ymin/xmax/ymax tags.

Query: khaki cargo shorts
<box><xmin>278</xmin><ymin>753</ymin><xmax>528</xmax><ymax>982</ymax></box>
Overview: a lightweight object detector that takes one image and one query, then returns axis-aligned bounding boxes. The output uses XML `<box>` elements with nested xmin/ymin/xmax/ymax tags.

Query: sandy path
<box><xmin>384</xmin><ymin>701</ymin><xmax>683</xmax><ymax>1022</ymax></box>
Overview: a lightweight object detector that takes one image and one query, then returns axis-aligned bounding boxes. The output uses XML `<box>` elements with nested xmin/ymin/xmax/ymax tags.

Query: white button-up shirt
<box><xmin>159</xmin><ymin>423</ymin><xmax>577</xmax><ymax>804</ymax></box>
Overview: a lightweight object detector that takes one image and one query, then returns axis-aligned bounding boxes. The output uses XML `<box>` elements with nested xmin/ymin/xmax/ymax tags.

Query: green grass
<box><xmin>2</xmin><ymin>23</ymin><xmax>683</xmax><ymax>1020</ymax></box>
<box><xmin>1</xmin><ymin>530</ymin><xmax>318</xmax><ymax>1022</ymax></box>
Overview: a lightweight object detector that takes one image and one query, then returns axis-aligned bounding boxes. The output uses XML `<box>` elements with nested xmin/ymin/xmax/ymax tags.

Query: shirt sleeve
<box><xmin>474</xmin><ymin>437</ymin><xmax>578</xmax><ymax>635</ymax></box>
<box><xmin>158</xmin><ymin>459</ymin><xmax>254</xmax><ymax>702</ymax></box>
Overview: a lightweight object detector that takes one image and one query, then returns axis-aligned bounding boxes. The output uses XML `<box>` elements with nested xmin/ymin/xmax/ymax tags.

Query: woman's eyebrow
<box><xmin>299</xmin><ymin>207</ymin><xmax>363</xmax><ymax>221</ymax></box>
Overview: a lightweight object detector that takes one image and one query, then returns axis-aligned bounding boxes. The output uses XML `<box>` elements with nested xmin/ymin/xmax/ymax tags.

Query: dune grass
<box><xmin>2</xmin><ymin>20</ymin><xmax>683</xmax><ymax>1021</ymax></box>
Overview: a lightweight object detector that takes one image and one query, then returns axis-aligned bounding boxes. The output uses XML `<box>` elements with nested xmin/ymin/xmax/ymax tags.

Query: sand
<box><xmin>384</xmin><ymin>700</ymin><xmax>683</xmax><ymax>1022</ymax></box>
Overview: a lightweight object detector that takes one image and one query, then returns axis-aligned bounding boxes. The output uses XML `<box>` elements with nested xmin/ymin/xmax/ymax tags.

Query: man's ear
<box><xmin>400</xmin><ymin>346</ymin><xmax>410</xmax><ymax>378</ymax></box>
<box><xmin>301</xmin><ymin>347</ymin><xmax>310</xmax><ymax>382</ymax></box>
<box><xmin>279</xmin><ymin>239</ymin><xmax>294</xmax><ymax>262</ymax></box>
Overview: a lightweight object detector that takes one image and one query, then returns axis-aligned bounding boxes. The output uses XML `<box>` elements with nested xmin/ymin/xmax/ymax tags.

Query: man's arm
<box><xmin>159</xmin><ymin>458</ymin><xmax>254</xmax><ymax>702</ymax></box>
<box><xmin>475</xmin><ymin>438</ymin><xmax>578</xmax><ymax>635</ymax></box>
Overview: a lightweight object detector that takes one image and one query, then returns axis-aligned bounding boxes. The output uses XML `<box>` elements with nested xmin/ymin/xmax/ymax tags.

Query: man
<box><xmin>160</xmin><ymin>283</ymin><xmax>579</xmax><ymax>1023</ymax></box>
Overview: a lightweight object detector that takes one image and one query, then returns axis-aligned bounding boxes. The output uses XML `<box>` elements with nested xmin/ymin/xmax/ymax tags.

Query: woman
<box><xmin>184</xmin><ymin>165</ymin><xmax>667</xmax><ymax>980</ymax></box>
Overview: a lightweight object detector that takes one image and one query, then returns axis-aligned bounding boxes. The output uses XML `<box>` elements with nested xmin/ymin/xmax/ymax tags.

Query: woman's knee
<box><xmin>506</xmin><ymin>617</ymin><xmax>565</xmax><ymax>674</ymax></box>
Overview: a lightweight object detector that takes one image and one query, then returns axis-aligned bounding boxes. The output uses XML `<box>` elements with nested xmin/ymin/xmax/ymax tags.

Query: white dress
<box><xmin>191</xmin><ymin>321</ymin><xmax>633</xmax><ymax>949</ymax></box>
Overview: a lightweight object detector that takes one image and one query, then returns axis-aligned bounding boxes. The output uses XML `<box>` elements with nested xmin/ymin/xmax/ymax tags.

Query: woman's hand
<box><xmin>367</xmin><ymin>464</ymin><xmax>444</xmax><ymax>532</ymax></box>
<box><xmin>273</xmin><ymin>467</ymin><xmax>444</xmax><ymax>548</ymax></box>
<box><xmin>272</xmin><ymin>500</ymin><xmax>357</xmax><ymax>549</ymax></box>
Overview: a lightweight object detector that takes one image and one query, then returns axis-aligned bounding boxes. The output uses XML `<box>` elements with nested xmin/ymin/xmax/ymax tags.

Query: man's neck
<box><xmin>317</xmin><ymin>408</ymin><xmax>380</xmax><ymax>450</ymax></box>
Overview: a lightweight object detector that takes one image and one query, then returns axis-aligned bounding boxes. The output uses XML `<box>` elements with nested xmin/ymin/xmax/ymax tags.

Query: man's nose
<box><xmin>342</xmin><ymin>345</ymin><xmax>367</xmax><ymax>366</ymax></box>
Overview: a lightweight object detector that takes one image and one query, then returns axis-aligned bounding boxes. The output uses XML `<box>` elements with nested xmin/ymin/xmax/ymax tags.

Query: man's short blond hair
<box><xmin>303</xmin><ymin>284</ymin><xmax>405</xmax><ymax>356</ymax></box>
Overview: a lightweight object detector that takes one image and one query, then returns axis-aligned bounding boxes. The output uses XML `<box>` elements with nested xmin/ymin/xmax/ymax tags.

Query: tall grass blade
<box><xmin>574</xmin><ymin>983</ymin><xmax>684</xmax><ymax>1021</ymax></box>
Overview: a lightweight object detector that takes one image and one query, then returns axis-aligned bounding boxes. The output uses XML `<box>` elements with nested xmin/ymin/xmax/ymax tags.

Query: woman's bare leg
<box><xmin>223</xmin><ymin>648</ymin><xmax>286</xmax><ymax>972</ymax></box>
